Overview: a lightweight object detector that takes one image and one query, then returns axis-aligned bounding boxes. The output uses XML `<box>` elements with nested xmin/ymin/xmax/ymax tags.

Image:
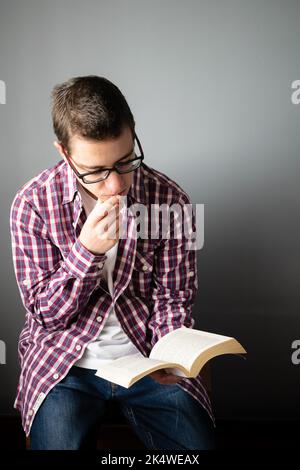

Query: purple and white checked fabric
<box><xmin>9</xmin><ymin>159</ymin><xmax>214</xmax><ymax>436</ymax></box>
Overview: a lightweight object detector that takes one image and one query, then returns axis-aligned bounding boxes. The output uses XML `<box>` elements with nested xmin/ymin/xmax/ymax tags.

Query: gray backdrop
<box><xmin>0</xmin><ymin>0</ymin><xmax>299</xmax><ymax>420</ymax></box>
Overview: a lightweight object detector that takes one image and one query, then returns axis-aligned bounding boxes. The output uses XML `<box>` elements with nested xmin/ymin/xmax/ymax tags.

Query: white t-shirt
<box><xmin>74</xmin><ymin>184</ymin><xmax>142</xmax><ymax>370</ymax></box>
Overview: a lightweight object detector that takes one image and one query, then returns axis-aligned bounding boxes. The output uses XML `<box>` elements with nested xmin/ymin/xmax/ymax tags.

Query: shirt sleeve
<box><xmin>9</xmin><ymin>193</ymin><xmax>107</xmax><ymax>332</ymax></box>
<box><xmin>147</xmin><ymin>193</ymin><xmax>198</xmax><ymax>349</ymax></box>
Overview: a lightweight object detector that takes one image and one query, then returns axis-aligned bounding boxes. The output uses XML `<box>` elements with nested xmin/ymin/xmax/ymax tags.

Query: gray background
<box><xmin>0</xmin><ymin>0</ymin><xmax>299</xmax><ymax>420</ymax></box>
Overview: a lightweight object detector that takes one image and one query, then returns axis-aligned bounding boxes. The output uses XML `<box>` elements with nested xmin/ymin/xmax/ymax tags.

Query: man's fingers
<box><xmin>149</xmin><ymin>370</ymin><xmax>181</xmax><ymax>384</ymax></box>
<box><xmin>99</xmin><ymin>204</ymin><xmax>120</xmax><ymax>231</ymax></box>
<box><xmin>97</xmin><ymin>216</ymin><xmax>120</xmax><ymax>240</ymax></box>
<box><xmin>106</xmin><ymin>223</ymin><xmax>120</xmax><ymax>240</ymax></box>
<box><xmin>95</xmin><ymin>204</ymin><xmax>120</xmax><ymax>234</ymax></box>
<box><xmin>92</xmin><ymin>196</ymin><xmax>120</xmax><ymax>222</ymax></box>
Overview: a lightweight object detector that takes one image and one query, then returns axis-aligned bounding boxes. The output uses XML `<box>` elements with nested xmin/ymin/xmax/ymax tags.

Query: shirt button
<box><xmin>142</xmin><ymin>265</ymin><xmax>148</xmax><ymax>271</ymax></box>
<box><xmin>96</xmin><ymin>316</ymin><xmax>102</xmax><ymax>323</ymax></box>
<box><xmin>23</xmin><ymin>279</ymin><xmax>29</xmax><ymax>286</ymax></box>
<box><xmin>53</xmin><ymin>373</ymin><xmax>59</xmax><ymax>380</ymax></box>
<box><xmin>28</xmin><ymin>409</ymin><xmax>34</xmax><ymax>416</ymax></box>
<box><xmin>75</xmin><ymin>344</ymin><xmax>81</xmax><ymax>351</ymax></box>
<box><xmin>188</xmin><ymin>271</ymin><xmax>194</xmax><ymax>277</ymax></box>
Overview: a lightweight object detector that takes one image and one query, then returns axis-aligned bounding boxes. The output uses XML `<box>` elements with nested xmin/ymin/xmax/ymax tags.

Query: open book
<box><xmin>95</xmin><ymin>326</ymin><xmax>246</xmax><ymax>388</ymax></box>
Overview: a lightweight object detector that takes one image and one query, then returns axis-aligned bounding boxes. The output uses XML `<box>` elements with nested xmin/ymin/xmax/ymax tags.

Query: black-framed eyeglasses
<box><xmin>61</xmin><ymin>131</ymin><xmax>144</xmax><ymax>184</ymax></box>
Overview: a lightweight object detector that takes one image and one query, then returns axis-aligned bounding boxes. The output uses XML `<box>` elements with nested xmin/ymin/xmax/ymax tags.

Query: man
<box><xmin>9</xmin><ymin>75</ymin><xmax>215</xmax><ymax>450</ymax></box>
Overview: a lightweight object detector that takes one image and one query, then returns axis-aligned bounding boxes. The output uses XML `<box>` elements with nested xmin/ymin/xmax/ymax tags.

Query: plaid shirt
<box><xmin>9</xmin><ymin>158</ymin><xmax>214</xmax><ymax>436</ymax></box>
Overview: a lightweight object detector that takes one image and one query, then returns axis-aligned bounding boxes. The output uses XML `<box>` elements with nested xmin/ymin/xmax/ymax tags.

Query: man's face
<box><xmin>56</xmin><ymin>126</ymin><xmax>135</xmax><ymax>201</ymax></box>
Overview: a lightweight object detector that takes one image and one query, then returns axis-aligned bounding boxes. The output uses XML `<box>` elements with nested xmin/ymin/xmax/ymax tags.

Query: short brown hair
<box><xmin>51</xmin><ymin>75</ymin><xmax>135</xmax><ymax>152</ymax></box>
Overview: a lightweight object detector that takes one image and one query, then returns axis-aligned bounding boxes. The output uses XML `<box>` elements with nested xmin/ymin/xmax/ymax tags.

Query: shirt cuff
<box><xmin>65</xmin><ymin>238</ymin><xmax>107</xmax><ymax>280</ymax></box>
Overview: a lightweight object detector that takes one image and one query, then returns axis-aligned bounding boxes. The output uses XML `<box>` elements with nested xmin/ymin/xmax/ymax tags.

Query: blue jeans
<box><xmin>30</xmin><ymin>365</ymin><xmax>215</xmax><ymax>450</ymax></box>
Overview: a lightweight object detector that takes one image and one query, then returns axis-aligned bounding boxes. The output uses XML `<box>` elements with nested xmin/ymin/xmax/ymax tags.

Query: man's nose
<box><xmin>104</xmin><ymin>171</ymin><xmax>125</xmax><ymax>194</ymax></box>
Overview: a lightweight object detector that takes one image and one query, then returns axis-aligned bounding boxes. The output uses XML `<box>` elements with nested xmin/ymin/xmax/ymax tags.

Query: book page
<box><xmin>150</xmin><ymin>327</ymin><xmax>234</xmax><ymax>370</ymax></box>
<box><xmin>95</xmin><ymin>353</ymin><xmax>175</xmax><ymax>388</ymax></box>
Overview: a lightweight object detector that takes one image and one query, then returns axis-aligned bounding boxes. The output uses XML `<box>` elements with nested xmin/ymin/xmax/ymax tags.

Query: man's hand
<box><xmin>149</xmin><ymin>369</ymin><xmax>182</xmax><ymax>385</ymax></box>
<box><xmin>79</xmin><ymin>195</ymin><xmax>121</xmax><ymax>255</ymax></box>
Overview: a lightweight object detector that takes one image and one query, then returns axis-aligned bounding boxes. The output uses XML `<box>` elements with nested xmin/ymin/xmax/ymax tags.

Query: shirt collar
<box><xmin>62</xmin><ymin>160</ymin><xmax>146</xmax><ymax>205</ymax></box>
<box><xmin>127</xmin><ymin>162</ymin><xmax>146</xmax><ymax>205</ymax></box>
<box><xmin>62</xmin><ymin>160</ymin><xmax>78</xmax><ymax>205</ymax></box>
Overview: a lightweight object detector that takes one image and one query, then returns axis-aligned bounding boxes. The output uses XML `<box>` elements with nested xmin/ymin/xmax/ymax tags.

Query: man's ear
<box><xmin>53</xmin><ymin>140</ymin><xmax>67</xmax><ymax>160</ymax></box>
